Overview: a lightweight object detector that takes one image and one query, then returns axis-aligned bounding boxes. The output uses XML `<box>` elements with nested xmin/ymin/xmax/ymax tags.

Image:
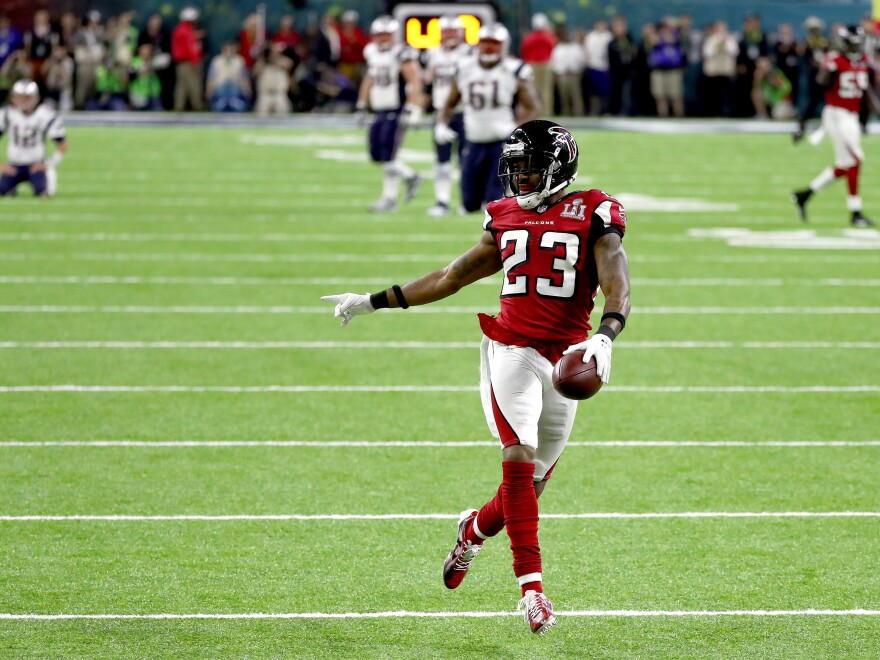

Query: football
<box><xmin>552</xmin><ymin>351</ymin><xmax>603</xmax><ymax>400</ymax></box>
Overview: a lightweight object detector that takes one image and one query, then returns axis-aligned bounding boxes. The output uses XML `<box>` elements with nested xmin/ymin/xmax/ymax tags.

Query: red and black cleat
<box><xmin>442</xmin><ymin>509</ymin><xmax>482</xmax><ymax>589</ymax></box>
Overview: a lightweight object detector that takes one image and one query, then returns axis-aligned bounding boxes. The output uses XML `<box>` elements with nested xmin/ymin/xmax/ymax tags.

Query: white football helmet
<box><xmin>438</xmin><ymin>15</ymin><xmax>464</xmax><ymax>48</ymax></box>
<box><xmin>11</xmin><ymin>79</ymin><xmax>39</xmax><ymax>113</ymax></box>
<box><xmin>370</xmin><ymin>15</ymin><xmax>399</xmax><ymax>51</ymax></box>
<box><xmin>477</xmin><ymin>23</ymin><xmax>509</xmax><ymax>65</ymax></box>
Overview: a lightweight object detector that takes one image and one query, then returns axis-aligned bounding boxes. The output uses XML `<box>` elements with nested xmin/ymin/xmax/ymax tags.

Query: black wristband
<box><xmin>601</xmin><ymin>312</ymin><xmax>627</xmax><ymax>329</ymax></box>
<box><xmin>369</xmin><ymin>290</ymin><xmax>390</xmax><ymax>309</ymax></box>
<box><xmin>596</xmin><ymin>325</ymin><xmax>617</xmax><ymax>341</ymax></box>
<box><xmin>392</xmin><ymin>284</ymin><xmax>409</xmax><ymax>309</ymax></box>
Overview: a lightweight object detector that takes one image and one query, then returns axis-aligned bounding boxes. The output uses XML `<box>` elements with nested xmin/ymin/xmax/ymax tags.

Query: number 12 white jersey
<box><xmin>455</xmin><ymin>56</ymin><xmax>533</xmax><ymax>144</ymax></box>
<box><xmin>0</xmin><ymin>105</ymin><xmax>65</xmax><ymax>166</ymax></box>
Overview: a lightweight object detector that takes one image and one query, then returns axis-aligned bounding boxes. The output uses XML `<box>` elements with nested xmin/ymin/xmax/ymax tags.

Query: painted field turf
<box><xmin>0</xmin><ymin>124</ymin><xmax>878</xmax><ymax>658</ymax></box>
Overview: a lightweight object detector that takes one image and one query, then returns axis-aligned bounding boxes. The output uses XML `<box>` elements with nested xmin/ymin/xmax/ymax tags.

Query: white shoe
<box><xmin>368</xmin><ymin>198</ymin><xmax>398</xmax><ymax>213</ymax></box>
<box><xmin>427</xmin><ymin>203</ymin><xmax>450</xmax><ymax>217</ymax></box>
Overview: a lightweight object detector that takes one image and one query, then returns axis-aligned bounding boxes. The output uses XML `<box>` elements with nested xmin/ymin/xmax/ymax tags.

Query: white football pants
<box><xmin>822</xmin><ymin>105</ymin><xmax>863</xmax><ymax>169</ymax></box>
<box><xmin>479</xmin><ymin>336</ymin><xmax>578</xmax><ymax>481</ymax></box>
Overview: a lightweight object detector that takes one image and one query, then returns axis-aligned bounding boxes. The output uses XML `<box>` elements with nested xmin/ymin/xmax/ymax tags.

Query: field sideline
<box><xmin>0</xmin><ymin>121</ymin><xmax>878</xmax><ymax>658</ymax></box>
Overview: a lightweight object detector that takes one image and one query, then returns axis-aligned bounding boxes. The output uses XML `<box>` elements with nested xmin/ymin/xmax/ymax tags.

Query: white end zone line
<box><xmin>1</xmin><ymin>440</ymin><xmax>877</xmax><ymax>448</ymax></box>
<box><xmin>0</xmin><ymin>512</ymin><xmax>878</xmax><ymax>521</ymax></box>
<box><xmin>2</xmin><ymin>609</ymin><xmax>879</xmax><ymax>620</ymax></box>
<box><xmin>0</xmin><ymin>386</ymin><xmax>877</xmax><ymax>393</ymax></box>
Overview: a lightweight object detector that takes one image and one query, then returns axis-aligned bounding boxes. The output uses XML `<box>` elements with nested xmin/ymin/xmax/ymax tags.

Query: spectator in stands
<box><xmin>679</xmin><ymin>13</ymin><xmax>704</xmax><ymax>115</ymax></box>
<box><xmin>608</xmin><ymin>16</ymin><xmax>636</xmax><ymax>116</ymax></box>
<box><xmin>273</xmin><ymin>15</ymin><xmax>303</xmax><ymax>63</ymax></box>
<box><xmin>92</xmin><ymin>50</ymin><xmax>130</xmax><ymax>110</ymax></box>
<box><xmin>239</xmin><ymin>13</ymin><xmax>263</xmax><ymax>71</ymax></box>
<box><xmin>254</xmin><ymin>41</ymin><xmax>293</xmax><ymax>116</ymax></box>
<box><xmin>701</xmin><ymin>21</ymin><xmax>738</xmax><ymax>116</ymax></box>
<box><xmin>172</xmin><ymin>7</ymin><xmax>204</xmax><ymax>111</ymax></box>
<box><xmin>0</xmin><ymin>15</ymin><xmax>23</xmax><ymax>71</ymax></box>
<box><xmin>0</xmin><ymin>49</ymin><xmax>33</xmax><ymax>104</ymax></box>
<box><xmin>632</xmin><ymin>23</ymin><xmax>657</xmax><ymax>116</ymax></box>
<box><xmin>44</xmin><ymin>44</ymin><xmax>74</xmax><ymax>111</ymax></box>
<box><xmin>24</xmin><ymin>10</ymin><xmax>57</xmax><ymax>91</ymax></box>
<box><xmin>550</xmin><ymin>24</ymin><xmax>585</xmax><ymax>116</ymax></box>
<box><xmin>337</xmin><ymin>10</ymin><xmax>369</xmax><ymax>88</ymax></box>
<box><xmin>751</xmin><ymin>56</ymin><xmax>794</xmax><ymax>120</ymax></box>
<box><xmin>584</xmin><ymin>19</ymin><xmax>612</xmax><ymax>115</ymax></box>
<box><xmin>649</xmin><ymin>19</ymin><xmax>685</xmax><ymax>117</ymax></box>
<box><xmin>206</xmin><ymin>41</ymin><xmax>251</xmax><ymax>112</ymax></box>
<box><xmin>772</xmin><ymin>23</ymin><xmax>802</xmax><ymax>108</ymax></box>
<box><xmin>521</xmin><ymin>13</ymin><xmax>556</xmax><ymax>115</ymax></box>
<box><xmin>129</xmin><ymin>43</ymin><xmax>164</xmax><ymax>110</ymax></box>
<box><xmin>58</xmin><ymin>11</ymin><xmax>78</xmax><ymax>51</ymax></box>
<box><xmin>73</xmin><ymin>11</ymin><xmax>105</xmax><ymax>109</ymax></box>
<box><xmin>138</xmin><ymin>15</ymin><xmax>173</xmax><ymax>110</ymax></box>
<box><xmin>793</xmin><ymin>17</ymin><xmax>829</xmax><ymax>140</ymax></box>
<box><xmin>734</xmin><ymin>13</ymin><xmax>768</xmax><ymax>116</ymax></box>
<box><xmin>112</xmin><ymin>12</ymin><xmax>139</xmax><ymax>68</ymax></box>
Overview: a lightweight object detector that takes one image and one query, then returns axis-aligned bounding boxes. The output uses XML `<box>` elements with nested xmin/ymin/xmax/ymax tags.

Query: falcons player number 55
<box><xmin>838</xmin><ymin>71</ymin><xmax>869</xmax><ymax>99</ymax></box>
<box><xmin>500</xmin><ymin>230</ymin><xmax>579</xmax><ymax>299</ymax></box>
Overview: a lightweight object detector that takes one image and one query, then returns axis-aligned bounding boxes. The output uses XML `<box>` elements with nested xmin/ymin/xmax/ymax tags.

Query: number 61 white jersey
<box><xmin>456</xmin><ymin>56</ymin><xmax>533</xmax><ymax>144</ymax></box>
<box><xmin>0</xmin><ymin>104</ymin><xmax>65</xmax><ymax>166</ymax></box>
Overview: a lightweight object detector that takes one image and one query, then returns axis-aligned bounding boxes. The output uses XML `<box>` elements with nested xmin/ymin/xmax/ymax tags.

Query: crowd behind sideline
<box><xmin>1</xmin><ymin>7</ymin><xmax>878</xmax><ymax>120</ymax></box>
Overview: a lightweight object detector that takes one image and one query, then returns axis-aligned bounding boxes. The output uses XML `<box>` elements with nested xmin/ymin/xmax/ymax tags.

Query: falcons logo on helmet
<box><xmin>548</xmin><ymin>126</ymin><xmax>577</xmax><ymax>163</ymax></box>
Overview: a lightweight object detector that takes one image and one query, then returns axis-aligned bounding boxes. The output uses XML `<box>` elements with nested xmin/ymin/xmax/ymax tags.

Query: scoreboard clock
<box><xmin>391</xmin><ymin>3</ymin><xmax>498</xmax><ymax>49</ymax></box>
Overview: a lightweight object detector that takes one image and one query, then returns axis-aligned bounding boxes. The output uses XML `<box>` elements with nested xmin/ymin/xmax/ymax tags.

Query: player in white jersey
<box><xmin>357</xmin><ymin>16</ymin><xmax>425</xmax><ymax>213</ymax></box>
<box><xmin>0</xmin><ymin>79</ymin><xmax>67</xmax><ymax>198</ymax></box>
<box><xmin>423</xmin><ymin>16</ymin><xmax>471</xmax><ymax>216</ymax></box>
<box><xmin>436</xmin><ymin>23</ymin><xmax>541</xmax><ymax>213</ymax></box>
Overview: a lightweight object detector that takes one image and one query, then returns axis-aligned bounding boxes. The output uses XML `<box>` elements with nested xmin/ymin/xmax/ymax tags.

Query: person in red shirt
<box><xmin>322</xmin><ymin>120</ymin><xmax>631</xmax><ymax>636</ymax></box>
<box><xmin>520</xmin><ymin>14</ymin><xmax>557</xmax><ymax>115</ymax></box>
<box><xmin>171</xmin><ymin>7</ymin><xmax>204</xmax><ymax>110</ymax></box>
<box><xmin>337</xmin><ymin>10</ymin><xmax>369</xmax><ymax>87</ymax></box>
<box><xmin>238</xmin><ymin>13</ymin><xmax>263</xmax><ymax>70</ymax></box>
<box><xmin>792</xmin><ymin>25</ymin><xmax>879</xmax><ymax>227</ymax></box>
<box><xmin>272</xmin><ymin>15</ymin><xmax>303</xmax><ymax>63</ymax></box>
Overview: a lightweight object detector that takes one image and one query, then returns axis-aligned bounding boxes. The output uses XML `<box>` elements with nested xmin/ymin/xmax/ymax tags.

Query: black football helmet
<box><xmin>835</xmin><ymin>25</ymin><xmax>865</xmax><ymax>60</ymax></box>
<box><xmin>498</xmin><ymin>120</ymin><xmax>579</xmax><ymax>209</ymax></box>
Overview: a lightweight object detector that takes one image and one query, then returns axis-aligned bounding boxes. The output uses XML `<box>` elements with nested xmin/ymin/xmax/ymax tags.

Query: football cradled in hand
<box><xmin>552</xmin><ymin>351</ymin><xmax>603</xmax><ymax>400</ymax></box>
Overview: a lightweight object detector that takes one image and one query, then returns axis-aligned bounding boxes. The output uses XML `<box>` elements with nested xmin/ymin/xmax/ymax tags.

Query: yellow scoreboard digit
<box><xmin>392</xmin><ymin>2</ymin><xmax>498</xmax><ymax>49</ymax></box>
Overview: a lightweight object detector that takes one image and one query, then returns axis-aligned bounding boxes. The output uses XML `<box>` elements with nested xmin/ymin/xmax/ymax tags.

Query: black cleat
<box><xmin>851</xmin><ymin>212</ymin><xmax>877</xmax><ymax>228</ymax></box>
<box><xmin>792</xmin><ymin>190</ymin><xmax>811</xmax><ymax>221</ymax></box>
<box><xmin>792</xmin><ymin>128</ymin><xmax>805</xmax><ymax>144</ymax></box>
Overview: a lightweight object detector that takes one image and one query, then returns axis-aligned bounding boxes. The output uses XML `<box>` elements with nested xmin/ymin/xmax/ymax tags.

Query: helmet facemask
<box><xmin>499</xmin><ymin>152</ymin><xmax>572</xmax><ymax>210</ymax></box>
<box><xmin>837</xmin><ymin>26</ymin><xmax>865</xmax><ymax>60</ymax></box>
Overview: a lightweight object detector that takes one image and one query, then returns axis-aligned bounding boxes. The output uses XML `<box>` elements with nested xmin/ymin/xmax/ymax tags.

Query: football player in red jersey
<box><xmin>322</xmin><ymin>120</ymin><xmax>631</xmax><ymax>635</ymax></box>
<box><xmin>792</xmin><ymin>25</ymin><xmax>880</xmax><ymax>227</ymax></box>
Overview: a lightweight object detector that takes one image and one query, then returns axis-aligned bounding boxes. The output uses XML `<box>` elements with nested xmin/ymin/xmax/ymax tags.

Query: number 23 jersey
<box><xmin>481</xmin><ymin>190</ymin><xmax>627</xmax><ymax>352</ymax></box>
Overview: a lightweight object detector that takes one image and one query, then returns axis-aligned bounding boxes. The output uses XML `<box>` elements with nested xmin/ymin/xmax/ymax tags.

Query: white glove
<box><xmin>47</xmin><ymin>151</ymin><xmax>63</xmax><ymax>167</ymax></box>
<box><xmin>355</xmin><ymin>103</ymin><xmax>369</xmax><ymax>127</ymax></box>
<box><xmin>563</xmin><ymin>333</ymin><xmax>613</xmax><ymax>383</ymax></box>
<box><xmin>434</xmin><ymin>122</ymin><xmax>456</xmax><ymax>145</ymax></box>
<box><xmin>402</xmin><ymin>103</ymin><xmax>422</xmax><ymax>126</ymax></box>
<box><xmin>321</xmin><ymin>292</ymin><xmax>376</xmax><ymax>327</ymax></box>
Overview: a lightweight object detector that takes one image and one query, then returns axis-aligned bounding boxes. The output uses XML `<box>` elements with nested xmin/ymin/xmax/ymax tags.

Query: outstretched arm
<box><xmin>322</xmin><ymin>231</ymin><xmax>501</xmax><ymax>325</ymax></box>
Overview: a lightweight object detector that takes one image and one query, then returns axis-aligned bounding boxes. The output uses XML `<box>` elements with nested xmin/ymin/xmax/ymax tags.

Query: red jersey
<box><xmin>823</xmin><ymin>51</ymin><xmax>871</xmax><ymax>113</ymax></box>
<box><xmin>480</xmin><ymin>190</ymin><xmax>627</xmax><ymax>363</ymax></box>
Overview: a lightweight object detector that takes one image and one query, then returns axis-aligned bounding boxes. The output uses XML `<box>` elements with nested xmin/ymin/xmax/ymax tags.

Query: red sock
<box><xmin>521</xmin><ymin>580</ymin><xmax>543</xmax><ymax>596</ymax></box>
<box><xmin>833</xmin><ymin>166</ymin><xmax>847</xmax><ymax>179</ymax></box>
<box><xmin>467</xmin><ymin>485</ymin><xmax>504</xmax><ymax>544</ymax></box>
<box><xmin>501</xmin><ymin>461</ymin><xmax>542</xmax><ymax>585</ymax></box>
<box><xmin>846</xmin><ymin>163</ymin><xmax>860</xmax><ymax>196</ymax></box>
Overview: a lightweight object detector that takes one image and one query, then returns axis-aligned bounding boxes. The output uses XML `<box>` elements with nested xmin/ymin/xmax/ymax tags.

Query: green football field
<box><xmin>0</xmin><ymin>121</ymin><xmax>878</xmax><ymax>658</ymax></box>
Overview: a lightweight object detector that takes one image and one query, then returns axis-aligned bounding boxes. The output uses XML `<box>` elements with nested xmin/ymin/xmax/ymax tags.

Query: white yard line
<box><xmin>0</xmin><ymin>440</ymin><xmax>876</xmax><ymax>448</ymax></box>
<box><xmin>0</xmin><ymin>341</ymin><xmax>876</xmax><ymax>350</ymax></box>
<box><xmin>1</xmin><ymin>609</ymin><xmax>879</xmax><ymax>620</ymax></box>
<box><xmin>0</xmin><ymin>275</ymin><xmax>877</xmax><ymax>287</ymax></box>
<box><xmin>0</xmin><ymin>385</ymin><xmax>877</xmax><ymax>393</ymax></box>
<box><xmin>0</xmin><ymin>251</ymin><xmax>876</xmax><ymax>264</ymax></box>
<box><xmin>0</xmin><ymin>305</ymin><xmax>877</xmax><ymax>315</ymax></box>
<box><xmin>0</xmin><ymin>512</ymin><xmax>878</xmax><ymax>522</ymax></box>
